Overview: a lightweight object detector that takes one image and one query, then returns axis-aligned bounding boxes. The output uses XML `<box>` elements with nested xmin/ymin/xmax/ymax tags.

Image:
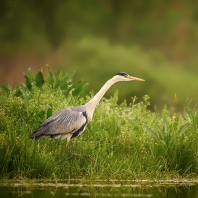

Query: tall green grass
<box><xmin>0</xmin><ymin>68</ymin><xmax>198</xmax><ymax>180</ymax></box>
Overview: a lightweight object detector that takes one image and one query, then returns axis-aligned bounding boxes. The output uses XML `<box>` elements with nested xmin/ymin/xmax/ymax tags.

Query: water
<box><xmin>0</xmin><ymin>179</ymin><xmax>198</xmax><ymax>198</ymax></box>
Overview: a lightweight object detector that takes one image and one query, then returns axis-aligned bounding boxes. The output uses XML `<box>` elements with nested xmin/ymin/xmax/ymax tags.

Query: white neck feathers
<box><xmin>85</xmin><ymin>77</ymin><xmax>118</xmax><ymax>120</ymax></box>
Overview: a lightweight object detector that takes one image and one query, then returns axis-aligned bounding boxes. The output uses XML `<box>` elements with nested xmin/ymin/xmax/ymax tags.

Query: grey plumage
<box><xmin>30</xmin><ymin>106</ymin><xmax>88</xmax><ymax>142</ymax></box>
<box><xmin>30</xmin><ymin>72</ymin><xmax>144</xmax><ymax>145</ymax></box>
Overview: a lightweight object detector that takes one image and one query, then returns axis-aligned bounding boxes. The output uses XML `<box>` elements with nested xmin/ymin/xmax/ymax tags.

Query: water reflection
<box><xmin>0</xmin><ymin>180</ymin><xmax>197</xmax><ymax>198</ymax></box>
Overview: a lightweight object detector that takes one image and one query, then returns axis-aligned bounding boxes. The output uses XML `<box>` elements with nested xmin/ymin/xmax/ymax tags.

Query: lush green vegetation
<box><xmin>0</xmin><ymin>68</ymin><xmax>198</xmax><ymax>180</ymax></box>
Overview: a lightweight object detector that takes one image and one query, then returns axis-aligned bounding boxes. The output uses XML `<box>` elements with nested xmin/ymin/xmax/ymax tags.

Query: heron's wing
<box><xmin>50</xmin><ymin>108</ymin><xmax>87</xmax><ymax>135</ymax></box>
<box><xmin>30</xmin><ymin>107</ymin><xmax>87</xmax><ymax>138</ymax></box>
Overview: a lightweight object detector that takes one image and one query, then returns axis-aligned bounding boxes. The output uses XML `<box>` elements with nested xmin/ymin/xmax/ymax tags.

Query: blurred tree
<box><xmin>30</xmin><ymin>0</ymin><xmax>67</xmax><ymax>49</ymax></box>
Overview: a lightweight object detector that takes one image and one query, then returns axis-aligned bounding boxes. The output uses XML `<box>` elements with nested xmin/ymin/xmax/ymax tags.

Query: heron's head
<box><xmin>113</xmin><ymin>72</ymin><xmax>145</xmax><ymax>82</ymax></box>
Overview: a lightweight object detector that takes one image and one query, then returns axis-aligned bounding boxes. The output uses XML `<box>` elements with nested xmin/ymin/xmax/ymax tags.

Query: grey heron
<box><xmin>30</xmin><ymin>72</ymin><xmax>144</xmax><ymax>146</ymax></box>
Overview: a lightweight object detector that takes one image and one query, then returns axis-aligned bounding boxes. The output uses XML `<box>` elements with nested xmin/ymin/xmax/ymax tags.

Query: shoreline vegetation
<box><xmin>0</xmin><ymin>68</ymin><xmax>198</xmax><ymax>180</ymax></box>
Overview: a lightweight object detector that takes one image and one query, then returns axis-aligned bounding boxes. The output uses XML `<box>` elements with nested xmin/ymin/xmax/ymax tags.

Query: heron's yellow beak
<box><xmin>128</xmin><ymin>76</ymin><xmax>145</xmax><ymax>81</ymax></box>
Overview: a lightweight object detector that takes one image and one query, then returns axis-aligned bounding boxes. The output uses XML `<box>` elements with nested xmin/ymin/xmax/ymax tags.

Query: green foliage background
<box><xmin>0</xmin><ymin>0</ymin><xmax>198</xmax><ymax>111</ymax></box>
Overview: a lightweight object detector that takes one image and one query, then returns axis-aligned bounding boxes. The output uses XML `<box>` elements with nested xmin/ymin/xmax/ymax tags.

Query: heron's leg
<box><xmin>66</xmin><ymin>134</ymin><xmax>73</xmax><ymax>147</ymax></box>
<box><xmin>66</xmin><ymin>139</ymin><xmax>69</xmax><ymax>147</ymax></box>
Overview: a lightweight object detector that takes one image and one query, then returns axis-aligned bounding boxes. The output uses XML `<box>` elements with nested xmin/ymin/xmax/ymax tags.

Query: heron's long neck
<box><xmin>85</xmin><ymin>78</ymin><xmax>116</xmax><ymax>120</ymax></box>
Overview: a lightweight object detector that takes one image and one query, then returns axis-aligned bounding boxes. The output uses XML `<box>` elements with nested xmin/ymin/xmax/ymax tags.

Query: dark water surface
<box><xmin>0</xmin><ymin>179</ymin><xmax>198</xmax><ymax>198</ymax></box>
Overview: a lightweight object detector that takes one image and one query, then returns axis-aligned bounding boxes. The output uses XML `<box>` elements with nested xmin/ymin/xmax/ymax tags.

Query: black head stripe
<box><xmin>115</xmin><ymin>72</ymin><xmax>128</xmax><ymax>77</ymax></box>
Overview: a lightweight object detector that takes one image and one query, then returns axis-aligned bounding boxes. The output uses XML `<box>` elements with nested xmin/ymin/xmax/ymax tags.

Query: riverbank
<box><xmin>0</xmin><ymin>68</ymin><xmax>198</xmax><ymax>180</ymax></box>
<box><xmin>1</xmin><ymin>178</ymin><xmax>198</xmax><ymax>188</ymax></box>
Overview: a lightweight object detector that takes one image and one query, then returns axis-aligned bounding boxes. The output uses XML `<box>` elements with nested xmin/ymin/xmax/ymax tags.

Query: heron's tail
<box><xmin>30</xmin><ymin>127</ymin><xmax>45</xmax><ymax>139</ymax></box>
<box><xmin>30</xmin><ymin>119</ymin><xmax>53</xmax><ymax>139</ymax></box>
